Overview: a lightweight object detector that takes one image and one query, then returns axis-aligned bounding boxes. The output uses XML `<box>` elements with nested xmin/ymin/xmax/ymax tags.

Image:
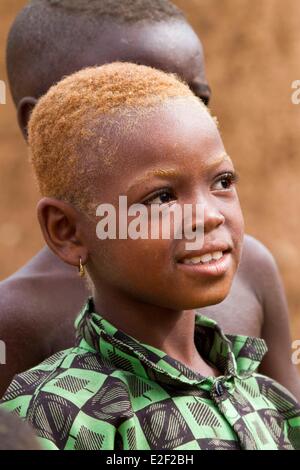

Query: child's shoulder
<box><xmin>0</xmin><ymin>344</ymin><xmax>130</xmax><ymax>420</ymax></box>
<box><xmin>242</xmin><ymin>235</ymin><xmax>276</xmax><ymax>272</ymax></box>
<box><xmin>0</xmin><ymin>348</ymin><xmax>77</xmax><ymax>415</ymax></box>
<box><xmin>245</xmin><ymin>371</ymin><xmax>300</xmax><ymax>429</ymax></box>
<box><xmin>0</xmin><ymin>346</ymin><xmax>137</xmax><ymax>450</ymax></box>
<box><xmin>253</xmin><ymin>372</ymin><xmax>300</xmax><ymax>406</ymax></box>
<box><xmin>0</xmin><ymin>246</ymin><xmax>88</xmax><ymax>396</ymax></box>
<box><xmin>240</xmin><ymin>235</ymin><xmax>280</xmax><ymax>297</ymax></box>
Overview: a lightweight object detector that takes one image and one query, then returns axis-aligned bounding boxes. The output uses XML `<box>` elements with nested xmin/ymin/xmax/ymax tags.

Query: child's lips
<box><xmin>176</xmin><ymin>249</ymin><xmax>232</xmax><ymax>278</ymax></box>
<box><xmin>176</xmin><ymin>241</ymin><xmax>232</xmax><ymax>263</ymax></box>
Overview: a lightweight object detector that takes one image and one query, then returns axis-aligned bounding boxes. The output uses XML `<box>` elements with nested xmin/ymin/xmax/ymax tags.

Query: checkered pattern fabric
<box><xmin>1</xmin><ymin>298</ymin><xmax>300</xmax><ymax>450</ymax></box>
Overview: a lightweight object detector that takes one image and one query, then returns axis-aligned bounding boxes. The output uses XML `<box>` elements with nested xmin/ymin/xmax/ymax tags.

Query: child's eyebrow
<box><xmin>128</xmin><ymin>154</ymin><xmax>231</xmax><ymax>190</ymax></box>
<box><xmin>205</xmin><ymin>153</ymin><xmax>232</xmax><ymax>171</ymax></box>
<box><xmin>128</xmin><ymin>168</ymin><xmax>181</xmax><ymax>190</ymax></box>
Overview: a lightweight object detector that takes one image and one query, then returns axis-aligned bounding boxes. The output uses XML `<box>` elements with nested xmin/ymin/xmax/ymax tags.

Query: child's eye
<box><xmin>143</xmin><ymin>189</ymin><xmax>176</xmax><ymax>206</ymax></box>
<box><xmin>212</xmin><ymin>172</ymin><xmax>239</xmax><ymax>191</ymax></box>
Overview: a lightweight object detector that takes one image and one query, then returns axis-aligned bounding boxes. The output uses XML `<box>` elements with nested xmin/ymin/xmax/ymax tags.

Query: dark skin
<box><xmin>0</xmin><ymin>409</ymin><xmax>40</xmax><ymax>450</ymax></box>
<box><xmin>38</xmin><ymin>100</ymin><xmax>244</xmax><ymax>376</ymax></box>
<box><xmin>1</xmin><ymin>18</ymin><xmax>299</xmax><ymax>398</ymax></box>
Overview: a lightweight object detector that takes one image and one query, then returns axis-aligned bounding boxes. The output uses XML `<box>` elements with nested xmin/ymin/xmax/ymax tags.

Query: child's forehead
<box><xmin>82</xmin><ymin>101</ymin><xmax>226</xmax><ymax>208</ymax></box>
<box><xmin>86</xmin><ymin>100</ymin><xmax>223</xmax><ymax>176</ymax></box>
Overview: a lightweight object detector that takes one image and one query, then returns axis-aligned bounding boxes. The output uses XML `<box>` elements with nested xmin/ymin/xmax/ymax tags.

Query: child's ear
<box><xmin>37</xmin><ymin>198</ymin><xmax>88</xmax><ymax>268</ymax></box>
<box><xmin>17</xmin><ymin>96</ymin><xmax>37</xmax><ymax>140</ymax></box>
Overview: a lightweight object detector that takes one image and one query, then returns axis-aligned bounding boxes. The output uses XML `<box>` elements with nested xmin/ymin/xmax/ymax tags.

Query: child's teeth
<box><xmin>183</xmin><ymin>251</ymin><xmax>224</xmax><ymax>265</ymax></box>
<box><xmin>212</xmin><ymin>251</ymin><xmax>223</xmax><ymax>261</ymax></box>
<box><xmin>200</xmin><ymin>253</ymin><xmax>213</xmax><ymax>263</ymax></box>
<box><xmin>184</xmin><ymin>257</ymin><xmax>201</xmax><ymax>265</ymax></box>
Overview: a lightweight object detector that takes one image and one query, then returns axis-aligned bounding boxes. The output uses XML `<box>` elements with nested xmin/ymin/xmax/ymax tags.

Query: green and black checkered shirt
<box><xmin>1</xmin><ymin>298</ymin><xmax>300</xmax><ymax>450</ymax></box>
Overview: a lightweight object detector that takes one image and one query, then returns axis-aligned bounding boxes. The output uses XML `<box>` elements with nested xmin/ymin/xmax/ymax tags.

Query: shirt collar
<box><xmin>75</xmin><ymin>298</ymin><xmax>268</xmax><ymax>388</ymax></box>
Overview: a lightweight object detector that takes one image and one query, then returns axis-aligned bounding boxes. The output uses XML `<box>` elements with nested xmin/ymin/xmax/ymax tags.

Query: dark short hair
<box><xmin>7</xmin><ymin>0</ymin><xmax>185</xmax><ymax>105</ymax></box>
<box><xmin>39</xmin><ymin>0</ymin><xmax>184</xmax><ymax>22</ymax></box>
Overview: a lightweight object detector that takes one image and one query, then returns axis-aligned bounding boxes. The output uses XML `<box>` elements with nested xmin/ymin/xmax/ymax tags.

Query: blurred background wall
<box><xmin>0</xmin><ymin>0</ymin><xmax>299</xmax><ymax>339</ymax></box>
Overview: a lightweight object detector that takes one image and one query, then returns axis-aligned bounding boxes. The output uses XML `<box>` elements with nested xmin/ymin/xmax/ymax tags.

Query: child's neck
<box><xmin>93</xmin><ymin>288</ymin><xmax>220</xmax><ymax>378</ymax></box>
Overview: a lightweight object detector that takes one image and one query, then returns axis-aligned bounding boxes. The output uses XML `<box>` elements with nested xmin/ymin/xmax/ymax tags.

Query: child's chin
<box><xmin>168</xmin><ymin>294</ymin><xmax>227</xmax><ymax>311</ymax></box>
<box><xmin>180</xmin><ymin>291</ymin><xmax>230</xmax><ymax>310</ymax></box>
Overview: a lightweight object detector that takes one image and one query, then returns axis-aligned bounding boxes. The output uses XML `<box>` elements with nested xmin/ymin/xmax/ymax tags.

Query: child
<box><xmin>1</xmin><ymin>0</ymin><xmax>299</xmax><ymax>403</ymax></box>
<box><xmin>0</xmin><ymin>0</ymin><xmax>211</xmax><ymax>396</ymax></box>
<box><xmin>1</xmin><ymin>63</ymin><xmax>299</xmax><ymax>450</ymax></box>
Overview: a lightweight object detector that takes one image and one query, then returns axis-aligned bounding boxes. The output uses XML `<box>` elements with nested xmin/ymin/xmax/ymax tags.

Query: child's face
<box><xmin>82</xmin><ymin>99</ymin><xmax>244</xmax><ymax>310</ymax></box>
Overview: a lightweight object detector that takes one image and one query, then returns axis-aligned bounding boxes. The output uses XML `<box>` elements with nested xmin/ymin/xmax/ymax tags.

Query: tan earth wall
<box><xmin>0</xmin><ymin>0</ymin><xmax>299</xmax><ymax>342</ymax></box>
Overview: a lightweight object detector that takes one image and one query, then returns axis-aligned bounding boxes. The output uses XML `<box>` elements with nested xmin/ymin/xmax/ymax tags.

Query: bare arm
<box><xmin>0</xmin><ymin>247</ymin><xmax>88</xmax><ymax>397</ymax></box>
<box><xmin>0</xmin><ymin>286</ymin><xmax>50</xmax><ymax>397</ymax></box>
<box><xmin>245</xmin><ymin>237</ymin><xmax>300</xmax><ymax>401</ymax></box>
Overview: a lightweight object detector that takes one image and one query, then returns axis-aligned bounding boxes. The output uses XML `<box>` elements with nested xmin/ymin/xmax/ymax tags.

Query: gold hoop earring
<box><xmin>79</xmin><ymin>258</ymin><xmax>85</xmax><ymax>278</ymax></box>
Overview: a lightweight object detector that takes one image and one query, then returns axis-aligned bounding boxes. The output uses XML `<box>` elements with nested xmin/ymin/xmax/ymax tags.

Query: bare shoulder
<box><xmin>239</xmin><ymin>235</ymin><xmax>280</xmax><ymax>301</ymax></box>
<box><xmin>0</xmin><ymin>246</ymin><xmax>88</xmax><ymax>342</ymax></box>
<box><xmin>0</xmin><ymin>274</ymin><xmax>50</xmax><ymax>396</ymax></box>
<box><xmin>0</xmin><ymin>247</ymin><xmax>89</xmax><ymax>396</ymax></box>
<box><xmin>0</xmin><ymin>270</ymin><xmax>46</xmax><ymax>346</ymax></box>
<box><xmin>241</xmin><ymin>235</ymin><xmax>277</xmax><ymax>269</ymax></box>
<box><xmin>0</xmin><ymin>246</ymin><xmax>88</xmax><ymax>322</ymax></box>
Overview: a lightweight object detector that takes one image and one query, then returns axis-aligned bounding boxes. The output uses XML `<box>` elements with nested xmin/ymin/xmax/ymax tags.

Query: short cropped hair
<box><xmin>7</xmin><ymin>0</ymin><xmax>185</xmax><ymax>105</ymax></box>
<box><xmin>28</xmin><ymin>63</ymin><xmax>200</xmax><ymax>212</ymax></box>
<box><xmin>40</xmin><ymin>0</ymin><xmax>184</xmax><ymax>22</ymax></box>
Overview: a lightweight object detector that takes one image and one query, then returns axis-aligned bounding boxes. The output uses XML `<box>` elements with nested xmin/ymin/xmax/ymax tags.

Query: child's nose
<box><xmin>203</xmin><ymin>204</ymin><xmax>225</xmax><ymax>234</ymax></box>
<box><xmin>188</xmin><ymin>194</ymin><xmax>225</xmax><ymax>234</ymax></box>
<box><xmin>189</xmin><ymin>207</ymin><xmax>224</xmax><ymax>234</ymax></box>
